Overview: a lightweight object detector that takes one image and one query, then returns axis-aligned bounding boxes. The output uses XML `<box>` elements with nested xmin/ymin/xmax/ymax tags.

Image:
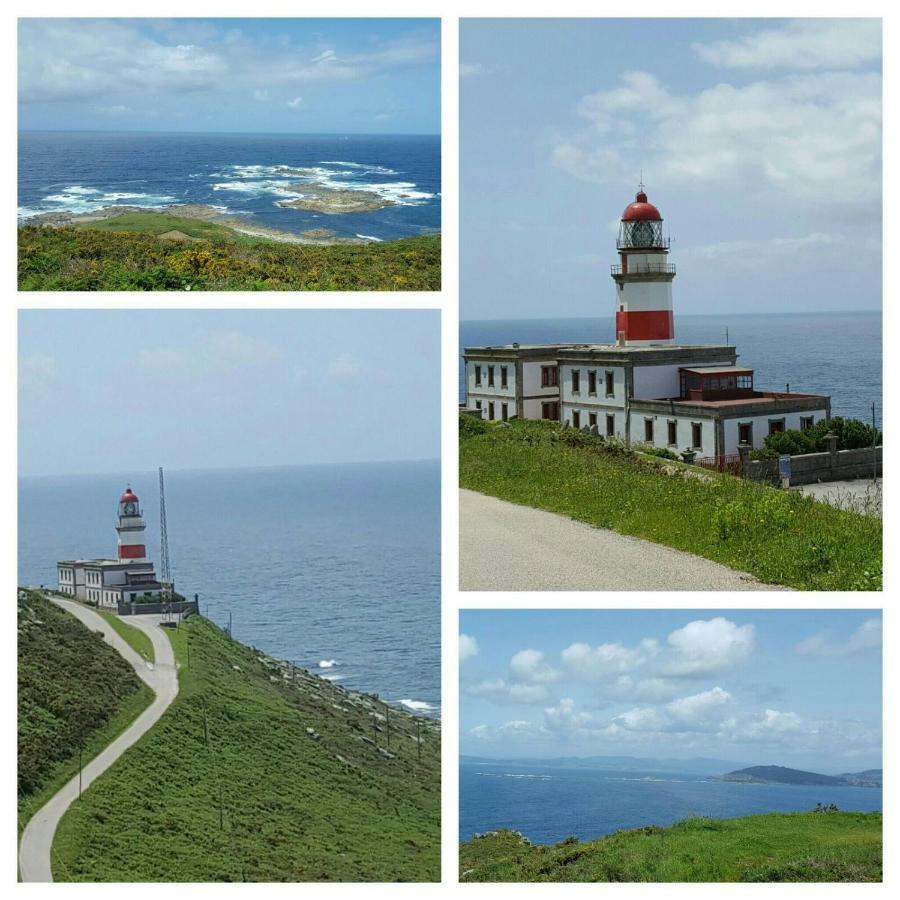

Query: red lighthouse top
<box><xmin>622</xmin><ymin>190</ymin><xmax>662</xmax><ymax>222</ymax></box>
<box><xmin>120</xmin><ymin>487</ymin><xmax>139</xmax><ymax>503</ymax></box>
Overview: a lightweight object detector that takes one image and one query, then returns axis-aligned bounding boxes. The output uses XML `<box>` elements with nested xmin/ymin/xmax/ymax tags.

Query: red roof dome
<box><xmin>622</xmin><ymin>190</ymin><xmax>662</xmax><ymax>222</ymax></box>
<box><xmin>120</xmin><ymin>487</ymin><xmax>139</xmax><ymax>503</ymax></box>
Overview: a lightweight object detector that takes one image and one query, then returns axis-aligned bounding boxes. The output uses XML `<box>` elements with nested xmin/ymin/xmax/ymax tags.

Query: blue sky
<box><xmin>18</xmin><ymin>310</ymin><xmax>440</xmax><ymax>477</ymax></box>
<box><xmin>461</xmin><ymin>18</ymin><xmax>882</xmax><ymax>318</ymax></box>
<box><xmin>460</xmin><ymin>610</ymin><xmax>882</xmax><ymax>772</ymax></box>
<box><xmin>19</xmin><ymin>18</ymin><xmax>440</xmax><ymax>134</ymax></box>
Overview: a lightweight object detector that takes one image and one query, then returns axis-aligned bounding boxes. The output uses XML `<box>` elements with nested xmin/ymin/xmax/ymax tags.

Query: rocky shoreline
<box><xmin>21</xmin><ymin>204</ymin><xmax>371</xmax><ymax>245</ymax></box>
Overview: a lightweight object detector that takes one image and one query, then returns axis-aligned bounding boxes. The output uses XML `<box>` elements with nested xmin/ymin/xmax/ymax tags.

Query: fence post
<box><xmin>825</xmin><ymin>432</ymin><xmax>838</xmax><ymax>478</ymax></box>
<box><xmin>737</xmin><ymin>442</ymin><xmax>751</xmax><ymax>478</ymax></box>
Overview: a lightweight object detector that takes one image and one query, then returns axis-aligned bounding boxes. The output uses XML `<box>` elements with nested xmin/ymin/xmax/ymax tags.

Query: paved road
<box><xmin>19</xmin><ymin>598</ymin><xmax>179</xmax><ymax>882</ymax></box>
<box><xmin>798</xmin><ymin>478</ymin><xmax>882</xmax><ymax>516</ymax></box>
<box><xmin>460</xmin><ymin>489</ymin><xmax>787</xmax><ymax>591</ymax></box>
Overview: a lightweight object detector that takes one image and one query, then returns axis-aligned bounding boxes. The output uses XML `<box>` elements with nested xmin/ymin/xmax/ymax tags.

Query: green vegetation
<box><xmin>459</xmin><ymin>416</ymin><xmax>882</xmax><ymax>590</ymax></box>
<box><xmin>721</xmin><ymin>766</ymin><xmax>881</xmax><ymax>787</ymax></box>
<box><xmin>459</xmin><ymin>812</ymin><xmax>883</xmax><ymax>882</ymax></box>
<box><xmin>18</xmin><ymin>219</ymin><xmax>440</xmax><ymax>291</ymax></box>
<box><xmin>54</xmin><ymin>614</ymin><xmax>441</xmax><ymax>881</ymax></box>
<box><xmin>17</xmin><ymin>590</ymin><xmax>153</xmax><ymax>832</ymax></box>
<box><xmin>751</xmin><ymin>416</ymin><xmax>881</xmax><ymax>460</ymax></box>
<box><xmin>96</xmin><ymin>609</ymin><xmax>155</xmax><ymax>663</ymax></box>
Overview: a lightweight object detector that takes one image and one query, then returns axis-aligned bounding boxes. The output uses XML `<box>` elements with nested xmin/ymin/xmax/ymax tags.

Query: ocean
<box><xmin>18</xmin><ymin>131</ymin><xmax>440</xmax><ymax>241</ymax></box>
<box><xmin>459</xmin><ymin>312</ymin><xmax>882</xmax><ymax>427</ymax></box>
<box><xmin>18</xmin><ymin>460</ymin><xmax>440</xmax><ymax>716</ymax></box>
<box><xmin>459</xmin><ymin>762</ymin><xmax>883</xmax><ymax>844</ymax></box>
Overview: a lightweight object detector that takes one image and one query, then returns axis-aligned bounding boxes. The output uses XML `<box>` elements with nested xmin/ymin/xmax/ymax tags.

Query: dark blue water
<box><xmin>18</xmin><ymin>461</ymin><xmax>440</xmax><ymax>716</ymax></box>
<box><xmin>18</xmin><ymin>131</ymin><xmax>440</xmax><ymax>241</ymax></box>
<box><xmin>459</xmin><ymin>763</ymin><xmax>882</xmax><ymax>844</ymax></box>
<box><xmin>460</xmin><ymin>312</ymin><xmax>882</xmax><ymax>426</ymax></box>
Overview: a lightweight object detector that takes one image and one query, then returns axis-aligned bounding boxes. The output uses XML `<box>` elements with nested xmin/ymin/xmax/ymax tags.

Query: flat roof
<box><xmin>58</xmin><ymin>559</ymin><xmax>153</xmax><ymax>568</ymax></box>
<box><xmin>465</xmin><ymin>342</ymin><xmax>733</xmax><ymax>354</ymax></box>
<box><xmin>681</xmin><ymin>366</ymin><xmax>753</xmax><ymax>376</ymax></box>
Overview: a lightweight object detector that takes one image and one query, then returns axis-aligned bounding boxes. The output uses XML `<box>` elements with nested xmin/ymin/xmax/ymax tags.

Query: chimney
<box><xmin>617</xmin><ymin>330</ymin><xmax>626</xmax><ymax>346</ymax></box>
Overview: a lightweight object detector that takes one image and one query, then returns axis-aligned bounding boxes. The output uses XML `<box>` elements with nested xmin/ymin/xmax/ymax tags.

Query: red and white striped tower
<box><xmin>116</xmin><ymin>487</ymin><xmax>148</xmax><ymax>561</ymax></box>
<box><xmin>610</xmin><ymin>185</ymin><xmax>675</xmax><ymax>345</ymax></box>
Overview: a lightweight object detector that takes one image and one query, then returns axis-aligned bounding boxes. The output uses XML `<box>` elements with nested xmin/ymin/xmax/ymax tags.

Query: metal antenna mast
<box><xmin>158</xmin><ymin>466</ymin><xmax>172</xmax><ymax>596</ymax></box>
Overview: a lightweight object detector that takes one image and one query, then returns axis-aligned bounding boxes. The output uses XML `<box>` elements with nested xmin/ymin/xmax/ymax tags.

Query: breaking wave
<box><xmin>17</xmin><ymin>185</ymin><xmax>177</xmax><ymax>219</ymax></box>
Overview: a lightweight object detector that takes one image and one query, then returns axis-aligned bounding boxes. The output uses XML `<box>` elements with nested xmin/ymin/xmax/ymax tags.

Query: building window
<box><xmin>501</xmin><ymin>402</ymin><xmax>509</xmax><ymax>421</ymax></box>
<box><xmin>542</xmin><ymin>401</ymin><xmax>559</xmax><ymax>420</ymax></box>
<box><xmin>475</xmin><ymin>400</ymin><xmax>482</xmax><ymax>410</ymax></box>
<box><xmin>572</xmin><ymin>410</ymin><xmax>581</xmax><ymax>428</ymax></box>
<box><xmin>589</xmin><ymin>412</ymin><xmax>597</xmax><ymax>427</ymax></box>
<box><xmin>541</xmin><ymin>365</ymin><xmax>558</xmax><ymax>388</ymax></box>
<box><xmin>691</xmin><ymin>422</ymin><xmax>703</xmax><ymax>450</ymax></box>
<box><xmin>605</xmin><ymin>371</ymin><xmax>615</xmax><ymax>397</ymax></box>
<box><xmin>667</xmin><ymin>420</ymin><xmax>677</xmax><ymax>446</ymax></box>
<box><xmin>800</xmin><ymin>416</ymin><xmax>814</xmax><ymax>431</ymax></box>
<box><xmin>644</xmin><ymin>419</ymin><xmax>654</xmax><ymax>443</ymax></box>
<box><xmin>737</xmin><ymin>374</ymin><xmax>752</xmax><ymax>389</ymax></box>
<box><xmin>571</xmin><ymin>369</ymin><xmax>581</xmax><ymax>394</ymax></box>
<box><xmin>588</xmin><ymin>370</ymin><xmax>597</xmax><ymax>395</ymax></box>
<box><xmin>769</xmin><ymin>418</ymin><xmax>786</xmax><ymax>435</ymax></box>
<box><xmin>606</xmin><ymin>414</ymin><xmax>615</xmax><ymax>437</ymax></box>
<box><xmin>474</xmin><ymin>365</ymin><xmax>482</xmax><ymax>387</ymax></box>
<box><xmin>738</xmin><ymin>422</ymin><xmax>753</xmax><ymax>445</ymax></box>
<box><xmin>500</xmin><ymin>366</ymin><xmax>508</xmax><ymax>389</ymax></box>
<box><xmin>488</xmin><ymin>401</ymin><xmax>495</xmax><ymax>420</ymax></box>
<box><xmin>488</xmin><ymin>365</ymin><xmax>495</xmax><ymax>388</ymax></box>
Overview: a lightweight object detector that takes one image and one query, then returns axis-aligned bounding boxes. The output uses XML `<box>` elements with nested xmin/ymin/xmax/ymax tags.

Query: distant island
<box><xmin>720</xmin><ymin>765</ymin><xmax>882</xmax><ymax>788</ymax></box>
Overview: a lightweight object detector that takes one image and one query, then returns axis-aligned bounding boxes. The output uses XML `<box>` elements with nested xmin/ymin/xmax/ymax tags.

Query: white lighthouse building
<box><xmin>462</xmin><ymin>186</ymin><xmax>832</xmax><ymax>460</ymax></box>
<box><xmin>613</xmin><ymin>187</ymin><xmax>675</xmax><ymax>344</ymax></box>
<box><xmin>57</xmin><ymin>485</ymin><xmax>165</xmax><ymax>608</ymax></box>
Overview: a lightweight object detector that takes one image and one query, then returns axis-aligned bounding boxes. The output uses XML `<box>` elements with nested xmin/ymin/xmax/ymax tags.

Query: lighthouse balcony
<box><xmin>610</xmin><ymin>263</ymin><xmax>676</xmax><ymax>276</ymax></box>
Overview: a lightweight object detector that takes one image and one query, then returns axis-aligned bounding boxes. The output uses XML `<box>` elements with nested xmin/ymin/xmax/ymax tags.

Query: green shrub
<box><xmin>642</xmin><ymin>446</ymin><xmax>680</xmax><ymax>461</ymax></box>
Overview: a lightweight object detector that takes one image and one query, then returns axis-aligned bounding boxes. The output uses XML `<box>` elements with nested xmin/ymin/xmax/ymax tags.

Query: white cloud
<box><xmin>287</xmin><ymin>96</ymin><xmax>303</xmax><ymax>109</ymax></box>
<box><xmin>138</xmin><ymin>330</ymin><xmax>282</xmax><ymax>374</ymax></box>
<box><xmin>666</xmin><ymin>686</ymin><xmax>732</xmax><ymax>728</ymax></box>
<box><xmin>544</xmin><ymin>697</ymin><xmax>592</xmax><ymax>732</ymax></box>
<box><xmin>664</xmin><ymin>618</ymin><xmax>755</xmax><ymax>676</ymax></box>
<box><xmin>469</xmin><ymin>679</ymin><xmax>548</xmax><ymax>704</ymax></box>
<box><xmin>460</xmin><ymin>62</ymin><xmax>489</xmax><ymax>78</ymax></box>
<box><xmin>459</xmin><ymin>633</ymin><xmax>479</xmax><ymax>662</ymax></box>
<box><xmin>561</xmin><ymin>639</ymin><xmax>657</xmax><ymax>679</ymax></box>
<box><xmin>552</xmin><ymin>67</ymin><xmax>881</xmax><ymax>220</ymax></box>
<box><xmin>327</xmin><ymin>353</ymin><xmax>362</xmax><ymax>378</ymax></box>
<box><xmin>19</xmin><ymin>352</ymin><xmax>57</xmax><ymax>395</ymax></box>
<box><xmin>18</xmin><ymin>20</ymin><xmax>438</xmax><ymax>104</ymax></box>
<box><xmin>510</xmin><ymin>648</ymin><xmax>559</xmax><ymax>684</ymax></box>
<box><xmin>796</xmin><ymin>618</ymin><xmax>882</xmax><ymax>657</ymax></box>
<box><xmin>613</xmin><ymin>706</ymin><xmax>664</xmax><ymax>732</ymax></box>
<box><xmin>693</xmin><ymin>19</ymin><xmax>882</xmax><ymax>71</ymax></box>
<box><xmin>253</xmin><ymin>88</ymin><xmax>269</xmax><ymax>102</ymax></box>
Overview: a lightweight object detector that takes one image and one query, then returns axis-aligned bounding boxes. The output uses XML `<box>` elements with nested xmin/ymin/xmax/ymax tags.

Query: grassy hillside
<box><xmin>459</xmin><ymin>416</ymin><xmax>882</xmax><ymax>590</ymax></box>
<box><xmin>17</xmin><ymin>590</ymin><xmax>153</xmax><ymax>830</ymax></box>
<box><xmin>18</xmin><ymin>220</ymin><xmax>440</xmax><ymax>291</ymax></box>
<box><xmin>53</xmin><ymin>614</ymin><xmax>441</xmax><ymax>882</ymax></box>
<box><xmin>459</xmin><ymin>812</ymin><xmax>883</xmax><ymax>882</ymax></box>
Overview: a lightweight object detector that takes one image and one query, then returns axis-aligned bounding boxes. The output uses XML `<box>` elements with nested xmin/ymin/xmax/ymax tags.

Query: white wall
<box><xmin>465</xmin><ymin>359</ymin><xmax>516</xmax><ymax>397</ymax></box>
<box><xmin>560</xmin><ymin>364</ymin><xmax>626</xmax><ymax>407</ymax></box>
<box><xmin>616</xmin><ymin>279</ymin><xmax>672</xmax><ymax>312</ymax></box>
<box><xmin>722</xmin><ymin>409</ymin><xmax>828</xmax><ymax>455</ymax></box>
<box><xmin>521</xmin><ymin>360</ymin><xmax>561</xmax><ymax>396</ymax></box>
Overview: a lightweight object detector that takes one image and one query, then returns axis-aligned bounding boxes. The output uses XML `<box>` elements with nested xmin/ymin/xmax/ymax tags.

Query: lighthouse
<box><xmin>116</xmin><ymin>487</ymin><xmax>148</xmax><ymax>561</ymax></box>
<box><xmin>610</xmin><ymin>186</ymin><xmax>675</xmax><ymax>345</ymax></box>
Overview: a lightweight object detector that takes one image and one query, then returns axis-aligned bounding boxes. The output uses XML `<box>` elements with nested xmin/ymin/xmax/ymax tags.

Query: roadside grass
<box><xmin>96</xmin><ymin>609</ymin><xmax>155</xmax><ymax>663</ymax></box>
<box><xmin>459</xmin><ymin>417</ymin><xmax>882</xmax><ymax>591</ymax></box>
<box><xmin>17</xmin><ymin>590</ymin><xmax>153</xmax><ymax>834</ymax></box>
<box><xmin>459</xmin><ymin>812</ymin><xmax>883</xmax><ymax>882</ymax></box>
<box><xmin>53</xmin><ymin>614</ymin><xmax>441</xmax><ymax>882</ymax></box>
<box><xmin>18</xmin><ymin>223</ymin><xmax>440</xmax><ymax>291</ymax></box>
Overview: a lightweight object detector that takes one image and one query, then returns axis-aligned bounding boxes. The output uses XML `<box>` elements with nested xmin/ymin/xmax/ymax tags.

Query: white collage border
<box><xmin>3</xmin><ymin>1</ymin><xmax>896</xmax><ymax>895</ymax></box>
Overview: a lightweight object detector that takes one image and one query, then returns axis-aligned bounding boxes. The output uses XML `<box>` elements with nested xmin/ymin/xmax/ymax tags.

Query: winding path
<box><xmin>460</xmin><ymin>489</ymin><xmax>788</xmax><ymax>591</ymax></box>
<box><xmin>19</xmin><ymin>597</ymin><xmax>179</xmax><ymax>882</ymax></box>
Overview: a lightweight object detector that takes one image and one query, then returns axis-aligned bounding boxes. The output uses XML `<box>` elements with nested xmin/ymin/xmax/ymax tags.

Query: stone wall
<box><xmin>117</xmin><ymin>599</ymin><xmax>198</xmax><ymax>617</ymax></box>
<box><xmin>742</xmin><ymin>440</ymin><xmax>882</xmax><ymax>486</ymax></box>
